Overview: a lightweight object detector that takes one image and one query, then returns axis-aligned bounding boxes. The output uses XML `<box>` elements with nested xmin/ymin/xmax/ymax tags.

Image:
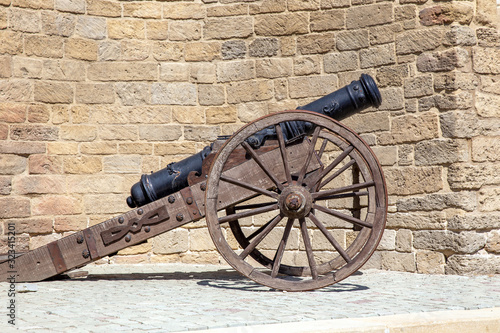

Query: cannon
<box><xmin>0</xmin><ymin>74</ymin><xmax>387</xmax><ymax>291</ymax></box>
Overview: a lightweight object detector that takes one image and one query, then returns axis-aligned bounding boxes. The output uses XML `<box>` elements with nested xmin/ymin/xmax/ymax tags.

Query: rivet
<box><xmin>118</xmin><ymin>217</ymin><xmax>124</xmax><ymax>224</ymax></box>
<box><xmin>76</xmin><ymin>235</ymin><xmax>84</xmax><ymax>244</ymax></box>
<box><xmin>200</xmin><ymin>183</ymin><xmax>206</xmax><ymax>191</ymax></box>
<box><xmin>145</xmin><ymin>226</ymin><xmax>151</xmax><ymax>233</ymax></box>
<box><xmin>176</xmin><ymin>213</ymin><xmax>184</xmax><ymax>222</ymax></box>
<box><xmin>82</xmin><ymin>249</ymin><xmax>90</xmax><ymax>259</ymax></box>
<box><xmin>125</xmin><ymin>235</ymin><xmax>131</xmax><ymax>242</ymax></box>
<box><xmin>137</xmin><ymin>208</ymin><xmax>144</xmax><ymax>215</ymax></box>
<box><xmin>168</xmin><ymin>196</ymin><xmax>175</xmax><ymax>204</ymax></box>
<box><xmin>186</xmin><ymin>197</ymin><xmax>193</xmax><ymax>205</ymax></box>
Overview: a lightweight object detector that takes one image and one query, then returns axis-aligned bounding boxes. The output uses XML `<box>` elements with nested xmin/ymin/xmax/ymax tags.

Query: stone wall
<box><xmin>0</xmin><ymin>0</ymin><xmax>499</xmax><ymax>275</ymax></box>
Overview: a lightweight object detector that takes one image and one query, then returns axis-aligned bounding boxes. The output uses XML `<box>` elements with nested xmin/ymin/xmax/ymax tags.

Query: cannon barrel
<box><xmin>126</xmin><ymin>74</ymin><xmax>381</xmax><ymax>208</ymax></box>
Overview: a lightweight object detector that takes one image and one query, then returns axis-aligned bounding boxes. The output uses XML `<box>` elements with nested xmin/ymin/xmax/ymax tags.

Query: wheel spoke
<box><xmin>312</xmin><ymin>204</ymin><xmax>373</xmax><ymax>229</ymax></box>
<box><xmin>271</xmin><ymin>218</ymin><xmax>294</xmax><ymax>278</ymax></box>
<box><xmin>247</xmin><ymin>218</ymin><xmax>273</xmax><ymax>241</ymax></box>
<box><xmin>218</xmin><ymin>203</ymin><xmax>278</xmax><ymax>224</ymax></box>
<box><xmin>220</xmin><ymin>175</ymin><xmax>279</xmax><ymax>199</ymax></box>
<box><xmin>233</xmin><ymin>202</ymin><xmax>277</xmax><ymax>210</ymax></box>
<box><xmin>317</xmin><ymin>138</ymin><xmax>328</xmax><ymax>160</ymax></box>
<box><xmin>313</xmin><ymin>191</ymin><xmax>369</xmax><ymax>201</ymax></box>
<box><xmin>306</xmin><ymin>145</ymin><xmax>354</xmax><ymax>189</ymax></box>
<box><xmin>299</xmin><ymin>218</ymin><xmax>318</xmax><ymax>279</ymax></box>
<box><xmin>312</xmin><ymin>181</ymin><xmax>375</xmax><ymax>200</ymax></box>
<box><xmin>241</xmin><ymin>141</ymin><xmax>284</xmax><ymax>192</ymax></box>
<box><xmin>308</xmin><ymin>213</ymin><xmax>352</xmax><ymax>264</ymax></box>
<box><xmin>297</xmin><ymin>126</ymin><xmax>321</xmax><ymax>184</ymax></box>
<box><xmin>275</xmin><ymin>123</ymin><xmax>292</xmax><ymax>185</ymax></box>
<box><xmin>319</xmin><ymin>159</ymin><xmax>356</xmax><ymax>190</ymax></box>
<box><xmin>240</xmin><ymin>214</ymin><xmax>283</xmax><ymax>259</ymax></box>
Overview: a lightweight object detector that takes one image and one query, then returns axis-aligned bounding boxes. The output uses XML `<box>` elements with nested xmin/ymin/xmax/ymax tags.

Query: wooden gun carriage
<box><xmin>0</xmin><ymin>74</ymin><xmax>387</xmax><ymax>291</ymax></box>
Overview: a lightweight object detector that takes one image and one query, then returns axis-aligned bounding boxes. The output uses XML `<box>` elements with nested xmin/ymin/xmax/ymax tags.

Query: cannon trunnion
<box><xmin>0</xmin><ymin>74</ymin><xmax>387</xmax><ymax>292</ymax></box>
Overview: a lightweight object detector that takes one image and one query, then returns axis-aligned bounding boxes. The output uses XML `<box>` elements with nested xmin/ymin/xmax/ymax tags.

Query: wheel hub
<box><xmin>279</xmin><ymin>186</ymin><xmax>312</xmax><ymax>219</ymax></box>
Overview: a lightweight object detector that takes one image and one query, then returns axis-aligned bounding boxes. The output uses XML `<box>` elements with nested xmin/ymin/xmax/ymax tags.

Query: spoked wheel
<box><xmin>205</xmin><ymin>111</ymin><xmax>387</xmax><ymax>291</ymax></box>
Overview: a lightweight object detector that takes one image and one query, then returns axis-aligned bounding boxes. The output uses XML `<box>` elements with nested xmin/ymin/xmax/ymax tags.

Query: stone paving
<box><xmin>1</xmin><ymin>263</ymin><xmax>500</xmax><ymax>332</ymax></box>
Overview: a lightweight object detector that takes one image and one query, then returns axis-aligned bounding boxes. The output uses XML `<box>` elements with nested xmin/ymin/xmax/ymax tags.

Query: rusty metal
<box><xmin>83</xmin><ymin>229</ymin><xmax>100</xmax><ymax>260</ymax></box>
<box><xmin>47</xmin><ymin>242</ymin><xmax>67</xmax><ymax>274</ymax></box>
<box><xmin>180</xmin><ymin>187</ymin><xmax>201</xmax><ymax>220</ymax></box>
<box><xmin>76</xmin><ymin>234</ymin><xmax>84</xmax><ymax>244</ymax></box>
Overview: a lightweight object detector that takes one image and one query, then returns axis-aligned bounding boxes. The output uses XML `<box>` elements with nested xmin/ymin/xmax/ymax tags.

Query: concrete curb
<box><xmin>191</xmin><ymin>308</ymin><xmax>500</xmax><ymax>333</ymax></box>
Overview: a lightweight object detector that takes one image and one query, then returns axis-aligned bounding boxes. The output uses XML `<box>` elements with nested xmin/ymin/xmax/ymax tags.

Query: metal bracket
<box><xmin>100</xmin><ymin>206</ymin><xmax>170</xmax><ymax>246</ymax></box>
<box><xmin>180</xmin><ymin>187</ymin><xmax>201</xmax><ymax>221</ymax></box>
<box><xmin>47</xmin><ymin>241</ymin><xmax>67</xmax><ymax>274</ymax></box>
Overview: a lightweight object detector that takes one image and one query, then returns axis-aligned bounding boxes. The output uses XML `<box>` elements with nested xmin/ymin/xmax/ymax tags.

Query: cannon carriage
<box><xmin>0</xmin><ymin>74</ymin><xmax>387</xmax><ymax>292</ymax></box>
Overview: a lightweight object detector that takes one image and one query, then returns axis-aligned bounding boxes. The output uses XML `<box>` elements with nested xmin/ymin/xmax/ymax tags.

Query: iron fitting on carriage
<box><xmin>126</xmin><ymin>74</ymin><xmax>382</xmax><ymax>208</ymax></box>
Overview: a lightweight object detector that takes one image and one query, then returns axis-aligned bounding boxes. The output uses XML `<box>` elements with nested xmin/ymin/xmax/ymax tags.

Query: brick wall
<box><xmin>0</xmin><ymin>0</ymin><xmax>499</xmax><ymax>275</ymax></box>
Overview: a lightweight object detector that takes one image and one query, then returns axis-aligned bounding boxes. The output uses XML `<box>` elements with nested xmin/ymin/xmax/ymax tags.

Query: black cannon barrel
<box><xmin>126</xmin><ymin>74</ymin><xmax>382</xmax><ymax>208</ymax></box>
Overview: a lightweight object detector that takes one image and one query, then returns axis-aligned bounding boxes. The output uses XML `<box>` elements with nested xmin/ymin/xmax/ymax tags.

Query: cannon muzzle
<box><xmin>126</xmin><ymin>74</ymin><xmax>382</xmax><ymax>208</ymax></box>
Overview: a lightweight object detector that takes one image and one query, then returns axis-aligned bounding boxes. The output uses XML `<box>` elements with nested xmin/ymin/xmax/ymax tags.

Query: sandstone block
<box><xmin>475</xmin><ymin>92</ymin><xmax>500</xmax><ymax>118</ymax></box>
<box><xmin>152</xmin><ymin>42</ymin><xmax>185</xmax><ymax>61</ymax></box>
<box><xmin>41</xmin><ymin>11</ymin><xmax>75</xmax><ymax>37</ymax></box>
<box><xmin>102</xmin><ymin>155</ymin><xmax>141</xmax><ymax>174</ymax></box>
<box><xmin>346</xmin><ymin>3</ymin><xmax>393</xmax><ymax>29</ymax></box>
<box><xmin>75</xmin><ymin>16</ymin><xmax>106</xmax><ymax>40</ymax></box>
<box><xmin>414</xmin><ymin>230</ymin><xmax>485</xmax><ymax>254</ymax></box>
<box><xmin>42</xmin><ymin>59</ymin><xmax>86</xmax><ymax>81</ymax></box>
<box><xmin>297</xmin><ymin>32</ymin><xmax>335</xmax><ymax>55</ymax></box>
<box><xmin>0</xmin><ymin>176</ymin><xmax>11</xmax><ymax>194</ymax></box>
<box><xmin>0</xmin><ymin>56</ymin><xmax>11</xmax><ymax>78</ymax></box>
<box><xmin>396</xmin><ymin>28</ymin><xmax>442</xmax><ymax>55</ymax></box>
<box><xmin>123</xmin><ymin>1</ymin><xmax>162</xmax><ymax>19</ymax></box>
<box><xmin>160</xmin><ymin>63</ymin><xmax>189</xmax><ymax>82</ymax></box>
<box><xmin>64</xmin><ymin>155</ymin><xmax>102</xmax><ymax>174</ymax></box>
<box><xmin>55</xmin><ymin>0</ymin><xmax>85</xmax><ymax>13</ymax></box>
<box><xmin>480</xmin><ymin>75</ymin><xmax>500</xmax><ymax>95</ymax></box>
<box><xmin>83</xmin><ymin>194</ymin><xmax>128</xmax><ymax>214</ymax></box>
<box><xmin>221</xmin><ymin>40</ymin><xmax>246</xmax><ymax>60</ymax></box>
<box><xmin>80</xmin><ymin>143</ymin><xmax>116</xmax><ymax>156</ymax></box>
<box><xmin>88</xmin><ymin>62</ymin><xmax>158</xmax><ymax>81</ymax></box>
<box><xmin>237</xmin><ymin>102</ymin><xmax>269</xmax><ymax>123</ymax></box>
<box><xmin>189</xmin><ymin>62</ymin><xmax>216</xmax><ymax>84</ymax></box>
<box><xmin>397</xmin><ymin>191</ymin><xmax>476</xmax><ymax>213</ymax></box>
<box><xmin>415</xmin><ymin>139</ymin><xmax>468</xmax><ymax>166</ymax></box>
<box><xmin>341</xmin><ymin>111</ymin><xmax>390</xmax><ymax>134</ymax></box>
<box><xmin>403</xmin><ymin>76</ymin><xmax>433</xmax><ymax>98</ymax></box>
<box><xmin>154</xmin><ymin>142</ymin><xmax>197</xmax><ymax>156</ymax></box>
<box><xmin>254</xmin><ymin>13</ymin><xmax>308</xmax><ymax>36</ymax></box>
<box><xmin>369</xmin><ymin>146</ymin><xmax>397</xmax><ymax>166</ymax></box>
<box><xmin>208</xmin><ymin>4</ymin><xmax>247</xmax><ymax>17</ymax></box>
<box><xmin>28</xmin><ymin>104</ymin><xmax>50</xmax><ymax>123</ymax></box>
<box><xmin>448</xmin><ymin>213</ymin><xmax>500</xmax><ymax>231</ymax></box>
<box><xmin>434</xmin><ymin>72</ymin><xmax>479</xmax><ymax>91</ymax></box>
<box><xmin>377</xmin><ymin>87</ymin><xmax>404</xmax><ymax>111</ymax></box>
<box><xmin>66</xmin><ymin>175</ymin><xmax>125</xmax><ymax>194</ymax></box>
<box><xmin>416</xmin><ymin>250</ymin><xmax>445</xmax><ymax>274</ymax></box>
<box><xmin>118</xmin><ymin>143</ymin><xmax>151</xmax><ymax>155</ymax></box>
<box><xmin>486</xmin><ymin>231</ymin><xmax>500</xmax><ymax>254</ymax></box>
<box><xmin>377</xmin><ymin>229</ymin><xmax>396</xmax><ymax>251</ymax></box>
<box><xmin>0</xmin><ymin>155</ymin><xmax>27</xmax><ymax>175</ymax></box>
<box><xmin>380</xmin><ymin>251</ymin><xmax>416</xmax><ymax>273</ymax></box>
<box><xmin>190</xmin><ymin>228</ymin><xmax>217</xmax><ymax>252</ymax></box>
<box><xmin>25</xmin><ymin>35</ymin><xmax>64</xmax><ymax>58</ymax></box>
<box><xmin>138</xmin><ymin>125</ymin><xmax>182</xmax><ymax>142</ymax></box>
<box><xmin>116</xmin><ymin>82</ymin><xmax>150</xmax><ymax>106</ymax></box>
<box><xmin>65</xmin><ymin>38</ymin><xmax>98</xmax><ymax>61</ymax></box>
<box><xmin>163</xmin><ymin>3</ymin><xmax>206</xmax><ymax>20</ymax></box>
<box><xmin>130</xmin><ymin>106</ymin><xmax>171</xmax><ymax>124</ymax></box>
<box><xmin>29</xmin><ymin>155</ymin><xmax>62</xmax><ymax>174</ymax></box>
<box><xmin>60</xmin><ymin>125</ymin><xmax>97</xmax><ymax>142</ymax></box>
<box><xmin>310</xmin><ymin>9</ymin><xmax>345</xmax><ymax>32</ymax></box>
<box><xmin>479</xmin><ymin>188</ymin><xmax>500</xmax><ymax>212</ymax></box>
<box><xmin>336</xmin><ymin>29</ymin><xmax>369</xmax><ymax>51</ymax></box>
<box><xmin>146</xmin><ymin>21</ymin><xmax>168</xmax><ymax>41</ymax></box>
<box><xmin>473</xmin><ymin>47</ymin><xmax>500</xmax><ymax>74</ymax></box>
<box><xmin>9</xmin><ymin>8</ymin><xmax>41</xmax><ymax>33</ymax></box>
<box><xmin>440</xmin><ymin>111</ymin><xmax>483</xmax><ymax>139</ymax></box>
<box><xmin>0</xmin><ymin>124</ymin><xmax>6</xmax><ymax>140</ymax></box>
<box><xmin>5</xmin><ymin>217</ymin><xmax>53</xmax><ymax>234</ymax></box>
<box><xmin>152</xmin><ymin>228</ymin><xmax>189</xmax><ymax>254</ymax></box>
<box><xmin>360</xmin><ymin>44</ymin><xmax>395</xmax><ymax>68</ymax></box>
<box><xmin>46</xmin><ymin>142</ymin><xmax>78</xmax><ymax>155</ymax></box>
<box><xmin>288</xmin><ymin>75</ymin><xmax>338</xmax><ymax>99</ymax></box>
<box><xmin>11</xmin><ymin>0</ymin><xmax>53</xmax><ymax>9</ymax></box>
<box><xmin>476</xmin><ymin>28</ymin><xmax>500</xmax><ymax>48</ymax></box>
<box><xmin>204</xmin><ymin>17</ymin><xmax>253</xmax><ymax>40</ymax></box>
<box><xmin>396</xmin><ymin>229</ymin><xmax>413</xmax><ymax>253</ymax></box>
<box><xmin>0</xmin><ymin>103</ymin><xmax>26</xmax><ymax>123</ymax></box>
<box><xmin>98</xmin><ymin>41</ymin><xmax>121</xmax><ymax>61</ymax></box>
<box><xmin>87</xmin><ymin>0</ymin><xmax>121</xmax><ymax>17</ymax></box>
<box><xmin>14</xmin><ymin>175</ymin><xmax>66</xmax><ymax>194</ymax></box>
<box><xmin>472</xmin><ymin>137</ymin><xmax>500</xmax><ymax>162</ymax></box>
<box><xmin>444</xmin><ymin>25</ymin><xmax>477</xmax><ymax>47</ymax></box>
<box><xmin>206</xmin><ymin>106</ymin><xmax>237</xmax><ymax>124</ymax></box>
<box><xmin>169</xmin><ymin>21</ymin><xmax>202</xmax><ymax>41</ymax></box>
<box><xmin>249</xmin><ymin>0</ymin><xmax>286</xmax><ymax>14</ymax></box>
<box><xmin>378</xmin><ymin>112</ymin><xmax>438</xmax><ymax>145</ymax></box>
<box><xmin>10</xmin><ymin>124</ymin><xmax>59</xmax><ymax>141</ymax></box>
<box><xmin>184</xmin><ymin>126</ymin><xmax>219</xmax><ymax>141</ymax></box>
<box><xmin>385</xmin><ymin>166</ymin><xmax>442</xmax><ymax>195</ymax></box>
<box><xmin>216</xmin><ymin>60</ymin><xmax>255</xmax><ymax>83</ymax></box>
<box><xmin>117</xmin><ymin>241</ymin><xmax>152</xmax><ymax>256</ymax></box>
<box><xmin>370</xmin><ymin>24</ymin><xmax>403</xmax><ymax>46</ymax></box>
<box><xmin>0</xmin><ymin>80</ymin><xmax>32</xmax><ymax>102</ymax></box>
<box><xmin>0</xmin><ymin>141</ymin><xmax>46</xmax><ymax>155</ymax></box>
<box><xmin>226</xmin><ymin>79</ymin><xmax>274</xmax><ymax>104</ymax></box>
<box><xmin>256</xmin><ymin>58</ymin><xmax>292</xmax><ymax>79</ymax></box>
<box><xmin>172</xmin><ymin>106</ymin><xmax>204</xmax><ymax>124</ymax></box>
<box><xmin>376</xmin><ymin>64</ymin><xmax>408</xmax><ymax>88</ymax></box>
<box><xmin>75</xmin><ymin>83</ymin><xmax>114</xmax><ymax>104</ymax></box>
<box><xmin>0</xmin><ymin>197</ymin><xmax>30</xmax><ymax>218</ymax></box>
<box><xmin>0</xmin><ymin>31</ymin><xmax>23</xmax><ymax>55</ymax></box>
<box><xmin>419</xmin><ymin>2</ymin><xmax>474</xmax><ymax>26</ymax></box>
<box><xmin>34</xmin><ymin>81</ymin><xmax>73</xmax><ymax>104</ymax></box>
<box><xmin>54</xmin><ymin>216</ymin><xmax>87</xmax><ymax>232</ymax></box>
<box><xmin>448</xmin><ymin>163</ymin><xmax>500</xmax><ymax>190</ymax></box>
<box><xmin>32</xmin><ymin>195</ymin><xmax>82</xmax><ymax>215</ymax></box>
<box><xmin>446</xmin><ymin>255</ymin><xmax>500</xmax><ymax>275</ymax></box>
<box><xmin>293</xmin><ymin>55</ymin><xmax>320</xmax><ymax>76</ymax></box>
<box><xmin>198</xmin><ymin>85</ymin><xmax>225</xmax><ymax>106</ymax></box>
<box><xmin>185</xmin><ymin>42</ymin><xmax>220</xmax><ymax>62</ymax></box>
<box><xmin>249</xmin><ymin>38</ymin><xmax>279</xmax><ymax>57</ymax></box>
<box><xmin>108</xmin><ymin>19</ymin><xmax>145</xmax><ymax>39</ymax></box>
<box><xmin>98</xmin><ymin>125</ymin><xmax>138</xmax><ymax>141</ymax></box>
<box><xmin>151</xmin><ymin>83</ymin><xmax>197</xmax><ymax>105</ymax></box>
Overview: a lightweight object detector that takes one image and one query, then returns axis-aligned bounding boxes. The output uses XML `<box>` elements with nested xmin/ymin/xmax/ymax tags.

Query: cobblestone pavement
<box><xmin>1</xmin><ymin>263</ymin><xmax>500</xmax><ymax>332</ymax></box>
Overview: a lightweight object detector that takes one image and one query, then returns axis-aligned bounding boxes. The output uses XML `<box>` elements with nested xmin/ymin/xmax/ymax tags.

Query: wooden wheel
<box><xmin>205</xmin><ymin>111</ymin><xmax>387</xmax><ymax>291</ymax></box>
